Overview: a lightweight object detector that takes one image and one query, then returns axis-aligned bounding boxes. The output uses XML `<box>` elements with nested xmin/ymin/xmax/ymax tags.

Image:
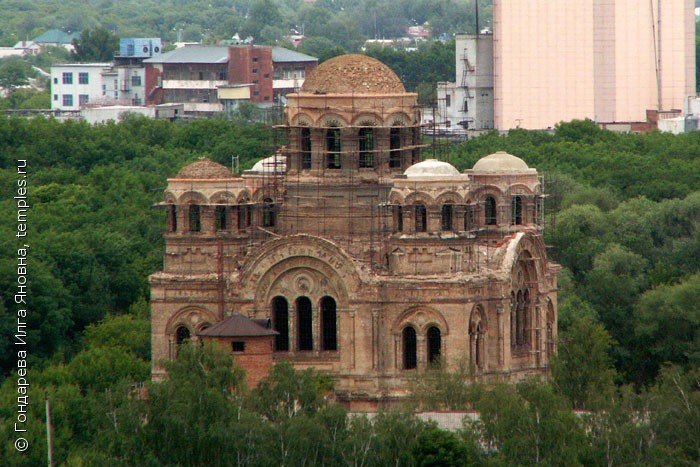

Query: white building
<box><xmin>50</xmin><ymin>63</ymin><xmax>147</xmax><ymax>111</ymax></box>
<box><xmin>436</xmin><ymin>33</ymin><xmax>494</xmax><ymax>132</ymax></box>
<box><xmin>51</xmin><ymin>64</ymin><xmax>113</xmax><ymax>111</ymax></box>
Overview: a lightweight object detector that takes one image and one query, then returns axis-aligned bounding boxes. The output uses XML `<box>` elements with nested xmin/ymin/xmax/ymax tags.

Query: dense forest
<box><xmin>0</xmin><ymin>0</ymin><xmax>491</xmax><ymax>49</ymax></box>
<box><xmin>0</xmin><ymin>115</ymin><xmax>699</xmax><ymax>464</ymax></box>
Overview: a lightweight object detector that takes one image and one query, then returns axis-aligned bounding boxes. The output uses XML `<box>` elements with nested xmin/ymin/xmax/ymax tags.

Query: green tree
<box><xmin>71</xmin><ymin>27</ymin><xmax>119</xmax><ymax>62</ymax></box>
<box><xmin>551</xmin><ymin>314</ymin><xmax>617</xmax><ymax>409</ymax></box>
<box><xmin>0</xmin><ymin>56</ymin><xmax>34</xmax><ymax>92</ymax></box>
<box><xmin>471</xmin><ymin>380</ymin><xmax>588</xmax><ymax>465</ymax></box>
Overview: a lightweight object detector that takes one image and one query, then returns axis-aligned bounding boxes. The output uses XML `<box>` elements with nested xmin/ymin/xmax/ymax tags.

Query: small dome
<box><xmin>404</xmin><ymin>159</ymin><xmax>460</xmax><ymax>177</ymax></box>
<box><xmin>472</xmin><ymin>151</ymin><xmax>530</xmax><ymax>172</ymax></box>
<box><xmin>250</xmin><ymin>155</ymin><xmax>286</xmax><ymax>174</ymax></box>
<box><xmin>176</xmin><ymin>158</ymin><xmax>233</xmax><ymax>179</ymax></box>
<box><xmin>301</xmin><ymin>54</ymin><xmax>405</xmax><ymax>94</ymax></box>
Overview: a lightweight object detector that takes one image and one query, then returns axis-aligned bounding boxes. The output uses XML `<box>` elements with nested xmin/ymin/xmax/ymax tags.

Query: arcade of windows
<box><xmin>271</xmin><ymin>296</ymin><xmax>338</xmax><ymax>353</ymax></box>
<box><xmin>294</xmin><ymin>125</ymin><xmax>412</xmax><ymax>170</ymax></box>
<box><xmin>167</xmin><ymin>199</ymin><xmax>276</xmax><ymax>234</ymax></box>
<box><xmin>401</xmin><ymin>325</ymin><xmax>442</xmax><ymax>370</ymax></box>
<box><xmin>392</xmin><ymin>195</ymin><xmax>528</xmax><ymax>233</ymax></box>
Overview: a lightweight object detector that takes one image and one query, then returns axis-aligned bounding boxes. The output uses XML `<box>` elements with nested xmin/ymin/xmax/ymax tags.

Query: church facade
<box><xmin>150</xmin><ymin>54</ymin><xmax>558</xmax><ymax>409</ymax></box>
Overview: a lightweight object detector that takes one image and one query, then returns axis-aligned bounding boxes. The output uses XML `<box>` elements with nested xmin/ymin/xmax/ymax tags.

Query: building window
<box><xmin>262</xmin><ymin>198</ymin><xmax>275</xmax><ymax>227</ymax></box>
<box><xmin>168</xmin><ymin>205</ymin><xmax>178</xmax><ymax>232</ymax></box>
<box><xmin>427</xmin><ymin>326</ymin><xmax>441</xmax><ymax>366</ymax></box>
<box><xmin>470</xmin><ymin>310</ymin><xmax>485</xmax><ymax>370</ymax></box>
<box><xmin>53</xmin><ymin>77</ymin><xmax>58</xmax><ymax>84</ymax></box>
<box><xmin>252</xmin><ymin>68</ymin><xmax>258</xmax><ymax>74</ymax></box>
<box><xmin>53</xmin><ymin>94</ymin><xmax>58</xmax><ymax>101</ymax></box>
<box><xmin>62</xmin><ymin>72</ymin><xmax>73</xmax><ymax>84</ymax></box>
<box><xmin>394</xmin><ymin>205</ymin><xmax>403</xmax><ymax>232</ymax></box>
<box><xmin>358</xmin><ymin>128</ymin><xmax>374</xmax><ymax>168</ymax></box>
<box><xmin>300</xmin><ymin>127</ymin><xmax>312</xmax><ymax>169</ymax></box>
<box><xmin>389</xmin><ymin>128</ymin><xmax>402</xmax><ymax>168</ymax></box>
<box><xmin>326</xmin><ymin>127</ymin><xmax>342</xmax><ymax>169</ymax></box>
<box><xmin>415</xmin><ymin>203</ymin><xmax>427</xmax><ymax>232</ymax></box>
<box><xmin>189</xmin><ymin>204</ymin><xmax>201</xmax><ymax>232</ymax></box>
<box><xmin>272</xmin><ymin>296</ymin><xmax>289</xmax><ymax>351</ymax></box>
<box><xmin>231</xmin><ymin>341</ymin><xmax>245</xmax><ymax>352</ymax></box>
<box><xmin>238</xmin><ymin>203</ymin><xmax>251</xmax><ymax>230</ymax></box>
<box><xmin>79</xmin><ymin>94</ymin><xmax>89</xmax><ymax>107</ymax></box>
<box><xmin>403</xmin><ymin>326</ymin><xmax>417</xmax><ymax>370</ymax></box>
<box><xmin>131</xmin><ymin>75</ymin><xmax>142</xmax><ymax>86</ymax></box>
<box><xmin>175</xmin><ymin>326</ymin><xmax>190</xmax><ymax>345</ymax></box>
<box><xmin>62</xmin><ymin>94</ymin><xmax>73</xmax><ymax>107</ymax></box>
<box><xmin>297</xmin><ymin>296</ymin><xmax>313</xmax><ymax>351</ymax></box>
<box><xmin>78</xmin><ymin>72</ymin><xmax>89</xmax><ymax>84</ymax></box>
<box><xmin>485</xmin><ymin>196</ymin><xmax>497</xmax><ymax>225</ymax></box>
<box><xmin>513</xmin><ymin>289</ymin><xmax>530</xmax><ymax>348</ymax></box>
<box><xmin>198</xmin><ymin>71</ymin><xmax>204</xmax><ymax>80</ymax></box>
<box><xmin>215</xmin><ymin>206</ymin><xmax>227</xmax><ymax>231</ymax></box>
<box><xmin>441</xmin><ymin>204</ymin><xmax>453</xmax><ymax>231</ymax></box>
<box><xmin>445</xmin><ymin>94</ymin><xmax>451</xmax><ymax>107</ymax></box>
<box><xmin>464</xmin><ymin>202</ymin><xmax>475</xmax><ymax>230</ymax></box>
<box><xmin>512</xmin><ymin>196</ymin><xmax>523</xmax><ymax>225</ymax></box>
<box><xmin>321</xmin><ymin>296</ymin><xmax>337</xmax><ymax>351</ymax></box>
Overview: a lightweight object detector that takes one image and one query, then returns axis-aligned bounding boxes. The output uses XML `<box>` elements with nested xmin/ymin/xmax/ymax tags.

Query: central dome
<box><xmin>301</xmin><ymin>54</ymin><xmax>406</xmax><ymax>94</ymax></box>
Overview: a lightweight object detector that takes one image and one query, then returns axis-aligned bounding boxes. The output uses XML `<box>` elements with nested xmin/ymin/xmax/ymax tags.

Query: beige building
<box><xmin>150</xmin><ymin>55</ymin><xmax>559</xmax><ymax>409</ymax></box>
<box><xmin>493</xmin><ymin>0</ymin><xmax>695</xmax><ymax>129</ymax></box>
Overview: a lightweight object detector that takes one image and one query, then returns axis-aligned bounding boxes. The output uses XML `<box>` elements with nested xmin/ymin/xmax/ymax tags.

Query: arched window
<box><xmin>389</xmin><ymin>127</ymin><xmax>401</xmax><ymax>168</ymax></box>
<box><xmin>441</xmin><ymin>204</ymin><xmax>454</xmax><ymax>231</ymax></box>
<box><xmin>189</xmin><ymin>204</ymin><xmax>201</xmax><ymax>232</ymax></box>
<box><xmin>297</xmin><ymin>296</ymin><xmax>313</xmax><ymax>351</ymax></box>
<box><xmin>175</xmin><ymin>325</ymin><xmax>190</xmax><ymax>345</ymax></box>
<box><xmin>215</xmin><ymin>205</ymin><xmax>227</xmax><ymax>231</ymax></box>
<box><xmin>515</xmin><ymin>290</ymin><xmax>525</xmax><ymax>345</ymax></box>
<box><xmin>546</xmin><ymin>300</ymin><xmax>555</xmax><ymax>361</ymax></box>
<box><xmin>470</xmin><ymin>308</ymin><xmax>485</xmax><ymax>370</ymax></box>
<box><xmin>168</xmin><ymin>205</ymin><xmax>178</xmax><ymax>232</ymax></box>
<box><xmin>359</xmin><ymin>127</ymin><xmax>374</xmax><ymax>168</ymax></box>
<box><xmin>474</xmin><ymin>322</ymin><xmax>483</xmax><ymax>368</ymax></box>
<box><xmin>321</xmin><ymin>296</ymin><xmax>337</xmax><ymax>351</ymax></box>
<box><xmin>300</xmin><ymin>127</ymin><xmax>312</xmax><ymax>169</ymax></box>
<box><xmin>326</xmin><ymin>127</ymin><xmax>341</xmax><ymax>169</ymax></box>
<box><xmin>394</xmin><ymin>205</ymin><xmax>403</xmax><ymax>232</ymax></box>
<box><xmin>512</xmin><ymin>196</ymin><xmax>523</xmax><ymax>225</ymax></box>
<box><xmin>485</xmin><ymin>196</ymin><xmax>497</xmax><ymax>225</ymax></box>
<box><xmin>464</xmin><ymin>202</ymin><xmax>475</xmax><ymax>231</ymax></box>
<box><xmin>263</xmin><ymin>198</ymin><xmax>276</xmax><ymax>227</ymax></box>
<box><xmin>403</xmin><ymin>326</ymin><xmax>417</xmax><ymax>370</ymax></box>
<box><xmin>272</xmin><ymin>296</ymin><xmax>289</xmax><ymax>351</ymax></box>
<box><xmin>427</xmin><ymin>326</ymin><xmax>441</xmax><ymax>366</ymax></box>
<box><xmin>415</xmin><ymin>203</ymin><xmax>427</xmax><ymax>232</ymax></box>
<box><xmin>238</xmin><ymin>202</ymin><xmax>251</xmax><ymax>230</ymax></box>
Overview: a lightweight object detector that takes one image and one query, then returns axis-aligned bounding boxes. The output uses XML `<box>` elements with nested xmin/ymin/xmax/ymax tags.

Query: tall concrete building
<box><xmin>492</xmin><ymin>0</ymin><xmax>695</xmax><ymax>130</ymax></box>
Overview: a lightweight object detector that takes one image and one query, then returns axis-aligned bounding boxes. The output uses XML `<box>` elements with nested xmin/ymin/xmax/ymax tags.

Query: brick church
<box><xmin>150</xmin><ymin>54</ymin><xmax>558</xmax><ymax>409</ymax></box>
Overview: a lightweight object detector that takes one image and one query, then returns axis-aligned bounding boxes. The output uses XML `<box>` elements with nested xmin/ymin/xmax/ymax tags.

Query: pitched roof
<box><xmin>272</xmin><ymin>46</ymin><xmax>317</xmax><ymax>63</ymax></box>
<box><xmin>33</xmin><ymin>29</ymin><xmax>80</xmax><ymax>44</ymax></box>
<box><xmin>144</xmin><ymin>45</ymin><xmax>229</xmax><ymax>64</ymax></box>
<box><xmin>199</xmin><ymin>314</ymin><xmax>278</xmax><ymax>337</ymax></box>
